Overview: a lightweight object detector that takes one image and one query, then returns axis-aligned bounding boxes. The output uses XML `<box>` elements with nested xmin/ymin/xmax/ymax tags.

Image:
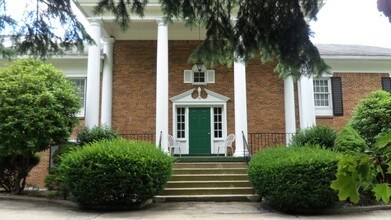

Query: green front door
<box><xmin>189</xmin><ymin>108</ymin><xmax>211</xmax><ymax>155</ymax></box>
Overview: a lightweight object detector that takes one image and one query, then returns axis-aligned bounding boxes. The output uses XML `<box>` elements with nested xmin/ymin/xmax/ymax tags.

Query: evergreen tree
<box><xmin>378</xmin><ymin>0</ymin><xmax>391</xmax><ymax>22</ymax></box>
<box><xmin>0</xmin><ymin>0</ymin><xmax>332</xmax><ymax>77</ymax></box>
<box><xmin>0</xmin><ymin>0</ymin><xmax>92</xmax><ymax>59</ymax></box>
<box><xmin>94</xmin><ymin>0</ymin><xmax>329</xmax><ymax>77</ymax></box>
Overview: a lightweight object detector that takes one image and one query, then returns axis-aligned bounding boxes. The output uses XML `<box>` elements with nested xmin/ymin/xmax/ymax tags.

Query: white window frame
<box><xmin>213</xmin><ymin>107</ymin><xmax>223</xmax><ymax>138</ymax></box>
<box><xmin>176</xmin><ymin>107</ymin><xmax>186</xmax><ymax>139</ymax></box>
<box><xmin>313</xmin><ymin>77</ymin><xmax>333</xmax><ymax>116</ymax></box>
<box><xmin>69</xmin><ymin>77</ymin><xmax>86</xmax><ymax>117</ymax></box>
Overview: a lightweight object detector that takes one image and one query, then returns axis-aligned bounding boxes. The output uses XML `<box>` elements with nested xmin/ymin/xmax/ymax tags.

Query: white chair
<box><xmin>168</xmin><ymin>135</ymin><xmax>181</xmax><ymax>157</ymax></box>
<box><xmin>217</xmin><ymin>134</ymin><xmax>235</xmax><ymax>156</ymax></box>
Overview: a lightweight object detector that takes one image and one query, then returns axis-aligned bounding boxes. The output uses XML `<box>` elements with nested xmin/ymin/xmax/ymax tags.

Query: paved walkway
<box><xmin>1</xmin><ymin>195</ymin><xmax>391</xmax><ymax>220</ymax></box>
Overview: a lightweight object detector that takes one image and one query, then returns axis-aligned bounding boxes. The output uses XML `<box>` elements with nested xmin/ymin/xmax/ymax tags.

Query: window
<box><xmin>193</xmin><ymin>71</ymin><xmax>205</xmax><ymax>83</ymax></box>
<box><xmin>183</xmin><ymin>67</ymin><xmax>215</xmax><ymax>84</ymax></box>
<box><xmin>313</xmin><ymin>79</ymin><xmax>331</xmax><ymax>107</ymax></box>
<box><xmin>69</xmin><ymin>78</ymin><xmax>86</xmax><ymax>117</ymax></box>
<box><xmin>313</xmin><ymin>78</ymin><xmax>333</xmax><ymax>116</ymax></box>
<box><xmin>213</xmin><ymin>107</ymin><xmax>223</xmax><ymax>138</ymax></box>
<box><xmin>176</xmin><ymin>108</ymin><xmax>185</xmax><ymax>138</ymax></box>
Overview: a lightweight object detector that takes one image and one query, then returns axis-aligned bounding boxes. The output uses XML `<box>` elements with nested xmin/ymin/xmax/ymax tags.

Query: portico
<box><xmin>77</xmin><ymin>1</ymin><xmax>317</xmax><ymax>156</ymax></box>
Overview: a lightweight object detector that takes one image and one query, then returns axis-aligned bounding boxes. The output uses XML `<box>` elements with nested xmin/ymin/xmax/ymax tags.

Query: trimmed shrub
<box><xmin>77</xmin><ymin>126</ymin><xmax>119</xmax><ymax>146</ymax></box>
<box><xmin>57</xmin><ymin>139</ymin><xmax>173</xmax><ymax>210</ymax></box>
<box><xmin>290</xmin><ymin>125</ymin><xmax>337</xmax><ymax>149</ymax></box>
<box><xmin>334</xmin><ymin>125</ymin><xmax>368</xmax><ymax>154</ymax></box>
<box><xmin>350</xmin><ymin>90</ymin><xmax>391</xmax><ymax>146</ymax></box>
<box><xmin>248</xmin><ymin>146</ymin><xmax>340</xmax><ymax>212</ymax></box>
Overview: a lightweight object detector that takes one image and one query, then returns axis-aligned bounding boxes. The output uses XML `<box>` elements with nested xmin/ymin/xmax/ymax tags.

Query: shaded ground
<box><xmin>1</xmin><ymin>193</ymin><xmax>391</xmax><ymax>220</ymax></box>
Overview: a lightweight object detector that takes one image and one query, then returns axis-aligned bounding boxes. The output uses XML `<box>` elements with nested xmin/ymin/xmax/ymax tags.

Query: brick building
<box><xmin>7</xmin><ymin>1</ymin><xmax>391</xmax><ymax>187</ymax></box>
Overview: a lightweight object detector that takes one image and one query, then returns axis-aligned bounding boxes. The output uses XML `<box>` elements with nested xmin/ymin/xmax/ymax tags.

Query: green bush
<box><xmin>290</xmin><ymin>125</ymin><xmax>337</xmax><ymax>149</ymax></box>
<box><xmin>77</xmin><ymin>126</ymin><xmax>119</xmax><ymax>146</ymax></box>
<box><xmin>334</xmin><ymin>125</ymin><xmax>368</xmax><ymax>154</ymax></box>
<box><xmin>350</xmin><ymin>90</ymin><xmax>391</xmax><ymax>146</ymax></box>
<box><xmin>0</xmin><ymin>59</ymin><xmax>80</xmax><ymax>193</ymax></box>
<box><xmin>57</xmin><ymin>139</ymin><xmax>173</xmax><ymax>210</ymax></box>
<box><xmin>248</xmin><ymin>146</ymin><xmax>340</xmax><ymax>212</ymax></box>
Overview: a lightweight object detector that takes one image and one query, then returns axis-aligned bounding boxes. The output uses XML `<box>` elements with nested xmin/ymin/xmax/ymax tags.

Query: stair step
<box><xmin>170</xmin><ymin>174</ymin><xmax>248</xmax><ymax>181</ymax></box>
<box><xmin>155</xmin><ymin>194</ymin><xmax>260</xmax><ymax>202</ymax></box>
<box><xmin>175</xmin><ymin>156</ymin><xmax>247</xmax><ymax>162</ymax></box>
<box><xmin>166</xmin><ymin>180</ymin><xmax>252</xmax><ymax>188</ymax></box>
<box><xmin>172</xmin><ymin>168</ymin><xmax>247</xmax><ymax>175</ymax></box>
<box><xmin>173</xmin><ymin>162</ymin><xmax>247</xmax><ymax>169</ymax></box>
<box><xmin>161</xmin><ymin>187</ymin><xmax>254</xmax><ymax>195</ymax></box>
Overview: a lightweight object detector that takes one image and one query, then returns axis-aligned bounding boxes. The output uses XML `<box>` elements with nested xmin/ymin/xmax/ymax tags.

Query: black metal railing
<box><xmin>120</xmin><ymin>133</ymin><xmax>155</xmax><ymax>143</ymax></box>
<box><xmin>242</xmin><ymin>131</ymin><xmax>252</xmax><ymax>164</ymax></box>
<box><xmin>247</xmin><ymin>133</ymin><xmax>295</xmax><ymax>155</ymax></box>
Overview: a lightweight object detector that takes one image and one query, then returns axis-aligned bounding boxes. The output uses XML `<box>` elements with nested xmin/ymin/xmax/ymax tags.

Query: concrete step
<box><xmin>170</xmin><ymin>174</ymin><xmax>248</xmax><ymax>181</ymax></box>
<box><xmin>159</xmin><ymin>161</ymin><xmax>256</xmax><ymax>202</ymax></box>
<box><xmin>161</xmin><ymin>187</ymin><xmax>255</xmax><ymax>195</ymax></box>
<box><xmin>173</xmin><ymin>162</ymin><xmax>247</xmax><ymax>169</ymax></box>
<box><xmin>154</xmin><ymin>194</ymin><xmax>261</xmax><ymax>202</ymax></box>
<box><xmin>172</xmin><ymin>168</ymin><xmax>247</xmax><ymax>175</ymax></box>
<box><xmin>166</xmin><ymin>180</ymin><xmax>252</xmax><ymax>188</ymax></box>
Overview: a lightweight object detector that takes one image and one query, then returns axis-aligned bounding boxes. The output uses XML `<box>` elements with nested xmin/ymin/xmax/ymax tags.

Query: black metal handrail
<box><xmin>158</xmin><ymin>131</ymin><xmax>162</xmax><ymax>150</ymax></box>
<box><xmin>242</xmin><ymin>131</ymin><xmax>252</xmax><ymax>165</ymax></box>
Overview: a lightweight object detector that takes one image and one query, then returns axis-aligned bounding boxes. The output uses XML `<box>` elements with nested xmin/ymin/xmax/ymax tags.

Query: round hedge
<box><xmin>350</xmin><ymin>90</ymin><xmax>391</xmax><ymax>146</ymax></box>
<box><xmin>290</xmin><ymin>125</ymin><xmax>337</xmax><ymax>149</ymax></box>
<box><xmin>334</xmin><ymin>125</ymin><xmax>368</xmax><ymax>154</ymax></box>
<box><xmin>57</xmin><ymin>139</ymin><xmax>173</xmax><ymax>210</ymax></box>
<box><xmin>248</xmin><ymin>146</ymin><xmax>340</xmax><ymax>212</ymax></box>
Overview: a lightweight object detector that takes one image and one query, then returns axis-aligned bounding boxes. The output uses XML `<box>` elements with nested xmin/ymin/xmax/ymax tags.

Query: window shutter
<box><xmin>382</xmin><ymin>77</ymin><xmax>391</xmax><ymax>93</ymax></box>
<box><xmin>206</xmin><ymin>70</ymin><xmax>215</xmax><ymax>83</ymax></box>
<box><xmin>331</xmin><ymin>77</ymin><xmax>343</xmax><ymax>116</ymax></box>
<box><xmin>183</xmin><ymin>70</ymin><xmax>192</xmax><ymax>83</ymax></box>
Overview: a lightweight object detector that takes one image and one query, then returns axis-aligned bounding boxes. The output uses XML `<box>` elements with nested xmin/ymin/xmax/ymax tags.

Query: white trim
<box><xmin>324</xmin><ymin>58</ymin><xmax>391</xmax><ymax>73</ymax></box>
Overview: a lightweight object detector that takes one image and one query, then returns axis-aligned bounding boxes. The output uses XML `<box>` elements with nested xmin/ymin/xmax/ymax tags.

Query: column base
<box><xmin>233</xmin><ymin>149</ymin><xmax>250</xmax><ymax>157</ymax></box>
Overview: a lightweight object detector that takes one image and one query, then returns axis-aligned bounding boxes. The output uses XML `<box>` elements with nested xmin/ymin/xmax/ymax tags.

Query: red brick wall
<box><xmin>26</xmin><ymin>150</ymin><xmax>50</xmax><ymax>188</ymax></box>
<box><xmin>316</xmin><ymin>72</ymin><xmax>388</xmax><ymax>131</ymax></box>
<box><xmin>112</xmin><ymin>41</ymin><xmax>157</xmax><ymax>134</ymax></box>
<box><xmin>112</xmin><ymin>40</ymin><xmax>286</xmax><ymax>135</ymax></box>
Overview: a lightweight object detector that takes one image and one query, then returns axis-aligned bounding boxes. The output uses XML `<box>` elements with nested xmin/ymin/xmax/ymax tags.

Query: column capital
<box><xmin>103</xmin><ymin>37</ymin><xmax>116</xmax><ymax>45</ymax></box>
<box><xmin>87</xmin><ymin>18</ymin><xmax>103</xmax><ymax>26</ymax></box>
<box><xmin>156</xmin><ymin>19</ymin><xmax>167</xmax><ymax>26</ymax></box>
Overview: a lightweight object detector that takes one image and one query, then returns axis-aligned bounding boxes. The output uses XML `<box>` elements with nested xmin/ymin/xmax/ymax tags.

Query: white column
<box><xmin>233</xmin><ymin>60</ymin><xmax>249</xmax><ymax>157</ymax></box>
<box><xmin>85</xmin><ymin>19</ymin><xmax>102</xmax><ymax>128</ymax></box>
<box><xmin>284</xmin><ymin>76</ymin><xmax>296</xmax><ymax>145</ymax></box>
<box><xmin>101</xmin><ymin>38</ymin><xmax>115</xmax><ymax>127</ymax></box>
<box><xmin>155</xmin><ymin>21</ymin><xmax>169</xmax><ymax>151</ymax></box>
<box><xmin>298</xmin><ymin>75</ymin><xmax>316</xmax><ymax>129</ymax></box>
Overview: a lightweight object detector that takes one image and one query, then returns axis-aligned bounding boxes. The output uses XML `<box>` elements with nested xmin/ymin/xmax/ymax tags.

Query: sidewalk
<box><xmin>1</xmin><ymin>194</ymin><xmax>391</xmax><ymax>220</ymax></box>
